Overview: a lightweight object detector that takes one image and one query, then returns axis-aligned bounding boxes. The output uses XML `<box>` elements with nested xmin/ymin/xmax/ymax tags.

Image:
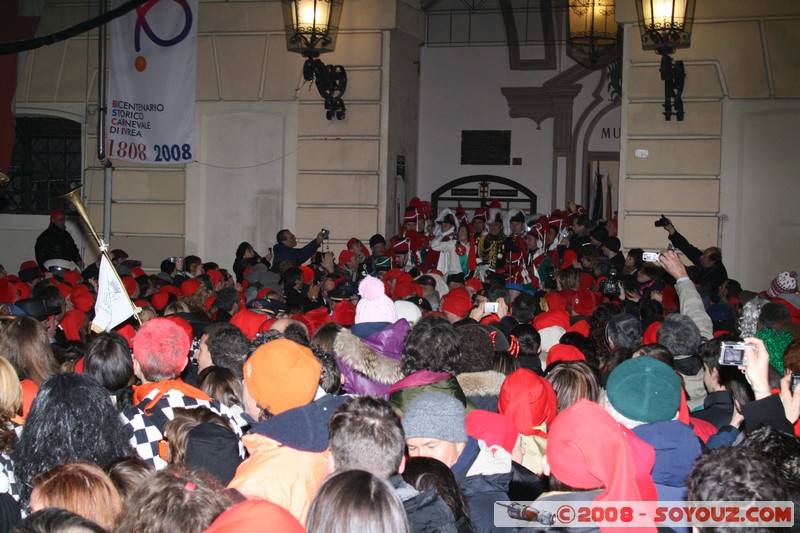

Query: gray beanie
<box><xmin>402</xmin><ymin>392</ymin><xmax>467</xmax><ymax>443</ymax></box>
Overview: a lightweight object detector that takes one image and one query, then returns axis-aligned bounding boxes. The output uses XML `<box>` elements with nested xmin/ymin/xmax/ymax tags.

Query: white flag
<box><xmin>92</xmin><ymin>255</ymin><xmax>136</xmax><ymax>333</ymax></box>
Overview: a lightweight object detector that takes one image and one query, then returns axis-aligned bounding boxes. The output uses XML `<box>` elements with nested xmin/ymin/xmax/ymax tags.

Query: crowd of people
<box><xmin>0</xmin><ymin>198</ymin><xmax>798</xmax><ymax>532</ymax></box>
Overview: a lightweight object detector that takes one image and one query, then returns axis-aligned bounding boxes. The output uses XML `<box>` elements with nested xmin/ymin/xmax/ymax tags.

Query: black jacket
<box><xmin>390</xmin><ymin>475</ymin><xmax>460</xmax><ymax>533</ymax></box>
<box><xmin>35</xmin><ymin>223</ymin><xmax>82</xmax><ymax>267</ymax></box>
<box><xmin>668</xmin><ymin>230</ymin><xmax>728</xmax><ymax>298</ymax></box>
<box><xmin>691</xmin><ymin>390</ymin><xmax>735</xmax><ymax>430</ymax></box>
<box><xmin>452</xmin><ymin>438</ymin><xmax>512</xmax><ymax>533</ymax></box>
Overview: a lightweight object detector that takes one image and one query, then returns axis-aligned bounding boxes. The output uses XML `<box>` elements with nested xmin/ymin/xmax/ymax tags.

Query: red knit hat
<box><xmin>466</xmin><ymin>410</ymin><xmax>519</xmax><ymax>454</ymax></box>
<box><xmin>230</xmin><ymin>309</ymin><xmax>269</xmax><ymax>340</ymax></box>
<box><xmin>63</xmin><ymin>270</ymin><xmax>82</xmax><ymax>287</ymax></box>
<box><xmin>465</xmin><ymin>277</ymin><xmax>484</xmax><ymax>293</ymax></box>
<box><xmin>115</xmin><ymin>324</ymin><xmax>136</xmax><ymax>348</ymax></box>
<box><xmin>300</xmin><ymin>266</ymin><xmax>315</xmax><ymax>285</ymax></box>
<box><xmin>661</xmin><ymin>284</ymin><xmax>678</xmax><ymax>310</ymax></box>
<box><xmin>256</xmin><ymin>288</ymin><xmax>274</xmax><ymax>299</ymax></box>
<box><xmin>544</xmin><ymin>291</ymin><xmax>568</xmax><ymax>311</ymax></box>
<box><xmin>545</xmin><ymin>343</ymin><xmax>586</xmax><ymax>367</ymax></box>
<box><xmin>162</xmin><ymin>285</ymin><xmax>181</xmax><ymax>297</ymax></box>
<box><xmin>572</xmin><ymin>287</ymin><xmax>596</xmax><ymax>316</ymax></box>
<box><xmin>59</xmin><ymin>310</ymin><xmax>85</xmax><ymax>342</ymax></box>
<box><xmin>151</xmin><ymin>290</ymin><xmax>170</xmax><ymax>312</ymax></box>
<box><xmin>547</xmin><ymin>399</ymin><xmax>657</xmax><ymax>507</ymax></box>
<box><xmin>56</xmin><ymin>283</ymin><xmax>72</xmax><ymax>299</ymax></box>
<box><xmin>338</xmin><ymin>249</ymin><xmax>355</xmax><ymax>266</ymax></box>
<box><xmin>122</xmin><ymin>277</ymin><xmax>137</xmax><ymax>297</ymax></box>
<box><xmin>70</xmin><ymin>286</ymin><xmax>95</xmax><ymax>312</ymax></box>
<box><xmin>0</xmin><ymin>279</ymin><xmax>14</xmax><ymax>303</ymax></box>
<box><xmin>258</xmin><ymin>317</ymin><xmax>279</xmax><ymax>334</ymax></box>
<box><xmin>303</xmin><ymin>307</ymin><xmax>331</xmax><ymax>337</ymax></box>
<box><xmin>332</xmin><ymin>299</ymin><xmax>356</xmax><ymax>326</ymax></box>
<box><xmin>579</xmin><ymin>272</ymin><xmax>595</xmax><ymax>290</ymax></box>
<box><xmin>569</xmin><ymin>319</ymin><xmax>591</xmax><ymax>337</ymax></box>
<box><xmin>204</xmin><ymin>500</ymin><xmax>305</xmax><ymax>533</ymax></box>
<box><xmin>642</xmin><ymin>321</ymin><xmax>662</xmax><ymax>345</ymax></box>
<box><xmin>393</xmin><ymin>282</ymin><xmax>421</xmax><ymax>300</ymax></box>
<box><xmin>561</xmin><ymin>249</ymin><xmax>578</xmax><ymax>270</ymax></box>
<box><xmin>180</xmin><ymin>279</ymin><xmax>201</xmax><ymax>297</ymax></box>
<box><xmin>533</xmin><ymin>310</ymin><xmax>570</xmax><ymax>331</ymax></box>
<box><xmin>498</xmin><ymin>368</ymin><xmax>557</xmax><ymax>437</ymax></box>
<box><xmin>207</xmin><ymin>269</ymin><xmax>222</xmax><ymax>287</ymax></box>
<box><xmin>383</xmin><ymin>268</ymin><xmax>405</xmax><ymax>283</ymax></box>
<box><xmin>441</xmin><ymin>287</ymin><xmax>473</xmax><ymax>319</ymax></box>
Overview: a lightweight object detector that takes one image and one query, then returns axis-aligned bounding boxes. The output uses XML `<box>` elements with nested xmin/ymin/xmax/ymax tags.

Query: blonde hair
<box><xmin>163</xmin><ymin>300</ymin><xmax>190</xmax><ymax>316</ymax></box>
<box><xmin>0</xmin><ymin>356</ymin><xmax>22</xmax><ymax>417</ymax></box>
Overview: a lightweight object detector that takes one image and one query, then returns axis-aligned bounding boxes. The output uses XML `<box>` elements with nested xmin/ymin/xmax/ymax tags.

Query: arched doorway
<box><xmin>431</xmin><ymin>175</ymin><xmax>537</xmax><ymax>215</ymax></box>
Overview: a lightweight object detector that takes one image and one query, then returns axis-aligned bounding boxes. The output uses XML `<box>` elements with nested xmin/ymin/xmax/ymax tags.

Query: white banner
<box><xmin>107</xmin><ymin>0</ymin><xmax>197</xmax><ymax>164</ymax></box>
<box><xmin>92</xmin><ymin>255</ymin><xmax>137</xmax><ymax>333</ymax></box>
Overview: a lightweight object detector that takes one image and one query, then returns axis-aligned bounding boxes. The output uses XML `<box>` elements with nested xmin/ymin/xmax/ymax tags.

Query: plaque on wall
<box><xmin>491</xmin><ymin>189</ymin><xmax>518</xmax><ymax>197</ymax></box>
<box><xmin>460</xmin><ymin>130</ymin><xmax>511</xmax><ymax>165</ymax></box>
<box><xmin>451</xmin><ymin>188</ymin><xmax>479</xmax><ymax>196</ymax></box>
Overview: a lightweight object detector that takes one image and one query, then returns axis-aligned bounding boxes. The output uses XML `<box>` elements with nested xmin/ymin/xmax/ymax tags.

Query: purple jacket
<box><xmin>333</xmin><ymin>320</ymin><xmax>409</xmax><ymax>398</ymax></box>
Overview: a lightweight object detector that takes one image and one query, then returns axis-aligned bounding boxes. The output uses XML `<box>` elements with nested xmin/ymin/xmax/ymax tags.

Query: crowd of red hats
<box><xmin>0</xmin><ymin>198</ymin><xmax>798</xmax><ymax>533</ymax></box>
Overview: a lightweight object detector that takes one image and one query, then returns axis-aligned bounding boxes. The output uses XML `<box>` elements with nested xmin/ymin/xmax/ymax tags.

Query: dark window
<box><xmin>460</xmin><ymin>130</ymin><xmax>511</xmax><ymax>165</ymax></box>
<box><xmin>1</xmin><ymin>116</ymin><xmax>81</xmax><ymax>214</ymax></box>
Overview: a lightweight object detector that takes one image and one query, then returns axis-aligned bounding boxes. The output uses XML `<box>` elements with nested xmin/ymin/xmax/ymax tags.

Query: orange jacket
<box><xmin>227</xmin><ymin>433</ymin><xmax>329</xmax><ymax>524</ymax></box>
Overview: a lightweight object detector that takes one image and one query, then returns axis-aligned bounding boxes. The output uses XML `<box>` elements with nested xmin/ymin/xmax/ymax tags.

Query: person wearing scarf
<box><xmin>121</xmin><ymin>318</ymin><xmax>242</xmax><ymax>470</ymax></box>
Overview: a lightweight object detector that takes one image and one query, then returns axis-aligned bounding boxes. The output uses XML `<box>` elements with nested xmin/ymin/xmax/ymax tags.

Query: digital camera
<box><xmin>718</xmin><ymin>342</ymin><xmax>754</xmax><ymax>366</ymax></box>
<box><xmin>654</xmin><ymin>214</ymin><xmax>672</xmax><ymax>228</ymax></box>
<box><xmin>601</xmin><ymin>266</ymin><xmax>620</xmax><ymax>297</ymax></box>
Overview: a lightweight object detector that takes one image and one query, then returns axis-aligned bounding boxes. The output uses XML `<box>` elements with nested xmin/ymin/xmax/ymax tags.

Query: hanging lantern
<box><xmin>567</xmin><ymin>0</ymin><xmax>621</xmax><ymax>70</ymax></box>
<box><xmin>282</xmin><ymin>0</ymin><xmax>347</xmax><ymax>120</ymax></box>
<box><xmin>636</xmin><ymin>0</ymin><xmax>695</xmax><ymax>53</ymax></box>
<box><xmin>635</xmin><ymin>0</ymin><xmax>696</xmax><ymax>121</ymax></box>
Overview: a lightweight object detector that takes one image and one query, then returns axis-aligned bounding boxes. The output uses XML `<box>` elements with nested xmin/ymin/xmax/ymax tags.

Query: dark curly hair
<box><xmin>203</xmin><ymin>323</ymin><xmax>250</xmax><ymax>379</ymax></box>
<box><xmin>12</xmin><ymin>373</ymin><xmax>133</xmax><ymax>506</ymax></box>
<box><xmin>401</xmin><ymin>315</ymin><xmax>461</xmax><ymax>376</ymax></box>
<box><xmin>687</xmin><ymin>447</ymin><xmax>789</xmax><ymax>519</ymax></box>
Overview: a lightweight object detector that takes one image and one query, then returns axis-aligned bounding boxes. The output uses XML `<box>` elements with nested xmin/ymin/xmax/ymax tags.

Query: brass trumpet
<box><xmin>61</xmin><ymin>187</ymin><xmax>105</xmax><ymax>251</ymax></box>
<box><xmin>60</xmin><ymin>187</ymin><xmax>141</xmax><ymax>327</ymax></box>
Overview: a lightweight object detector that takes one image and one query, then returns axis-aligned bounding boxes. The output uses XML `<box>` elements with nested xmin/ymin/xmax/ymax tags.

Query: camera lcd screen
<box><xmin>722</xmin><ymin>347</ymin><xmax>745</xmax><ymax>365</ymax></box>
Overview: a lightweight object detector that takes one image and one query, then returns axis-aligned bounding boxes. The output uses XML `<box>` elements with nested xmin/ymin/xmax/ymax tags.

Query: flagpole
<box><xmin>60</xmin><ymin>187</ymin><xmax>141</xmax><ymax>327</ymax></box>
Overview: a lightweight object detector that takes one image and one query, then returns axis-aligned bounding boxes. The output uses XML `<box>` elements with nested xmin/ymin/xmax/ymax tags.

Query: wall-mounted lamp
<box><xmin>281</xmin><ymin>0</ymin><xmax>347</xmax><ymax>120</ymax></box>
<box><xmin>635</xmin><ymin>0</ymin><xmax>696</xmax><ymax>121</ymax></box>
<box><xmin>567</xmin><ymin>1</ymin><xmax>622</xmax><ymax>70</ymax></box>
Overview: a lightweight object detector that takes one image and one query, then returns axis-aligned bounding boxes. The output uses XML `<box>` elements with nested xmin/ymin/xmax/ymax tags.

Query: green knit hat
<box><xmin>754</xmin><ymin>327</ymin><xmax>793</xmax><ymax>374</ymax></box>
<box><xmin>606</xmin><ymin>357</ymin><xmax>681</xmax><ymax>423</ymax></box>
